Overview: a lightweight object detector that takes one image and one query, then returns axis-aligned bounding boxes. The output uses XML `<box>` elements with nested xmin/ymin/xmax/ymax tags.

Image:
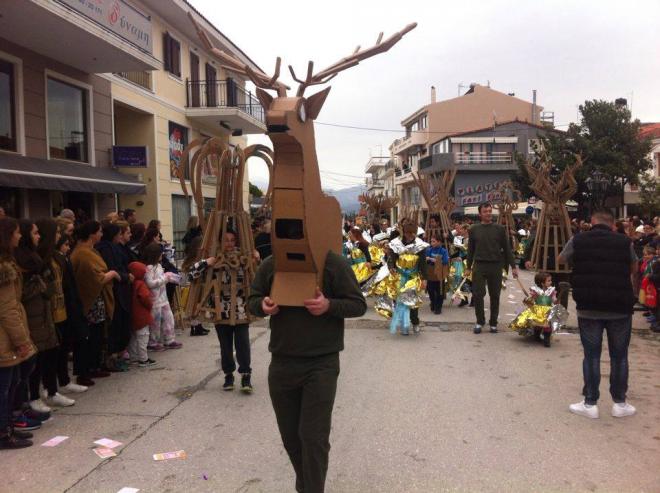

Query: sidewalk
<box><xmin>362</xmin><ymin>268</ymin><xmax>655</xmax><ymax>334</ymax></box>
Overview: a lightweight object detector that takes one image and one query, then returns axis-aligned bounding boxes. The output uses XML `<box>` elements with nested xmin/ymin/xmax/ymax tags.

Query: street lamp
<box><xmin>585</xmin><ymin>170</ymin><xmax>609</xmax><ymax>215</ymax></box>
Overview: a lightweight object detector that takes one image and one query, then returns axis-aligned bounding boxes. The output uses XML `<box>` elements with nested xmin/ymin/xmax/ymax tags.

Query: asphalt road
<box><xmin>3</xmin><ymin>316</ymin><xmax>660</xmax><ymax>493</ymax></box>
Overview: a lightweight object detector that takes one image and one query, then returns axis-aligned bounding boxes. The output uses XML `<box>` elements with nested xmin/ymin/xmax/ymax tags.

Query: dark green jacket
<box><xmin>467</xmin><ymin>223</ymin><xmax>515</xmax><ymax>269</ymax></box>
<box><xmin>247</xmin><ymin>252</ymin><xmax>367</xmax><ymax>357</ymax></box>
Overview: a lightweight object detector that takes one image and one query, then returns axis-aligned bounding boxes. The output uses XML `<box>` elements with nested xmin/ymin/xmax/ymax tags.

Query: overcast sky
<box><xmin>190</xmin><ymin>0</ymin><xmax>660</xmax><ymax>190</ymax></box>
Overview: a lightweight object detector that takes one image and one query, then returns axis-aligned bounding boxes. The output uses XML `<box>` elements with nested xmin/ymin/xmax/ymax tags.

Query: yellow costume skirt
<box><xmin>509</xmin><ymin>304</ymin><xmax>552</xmax><ymax>334</ymax></box>
<box><xmin>370</xmin><ymin>253</ymin><xmax>423</xmax><ymax>318</ymax></box>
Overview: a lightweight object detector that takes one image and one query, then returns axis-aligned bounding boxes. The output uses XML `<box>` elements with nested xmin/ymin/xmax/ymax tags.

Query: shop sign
<box><xmin>169</xmin><ymin>122</ymin><xmax>188</xmax><ymax>179</ymax></box>
<box><xmin>112</xmin><ymin>146</ymin><xmax>148</xmax><ymax>167</ymax></box>
<box><xmin>56</xmin><ymin>0</ymin><xmax>153</xmax><ymax>53</ymax></box>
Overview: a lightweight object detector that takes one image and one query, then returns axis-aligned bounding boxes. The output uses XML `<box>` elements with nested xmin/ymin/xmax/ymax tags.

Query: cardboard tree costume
<box><xmin>178</xmin><ymin>139</ymin><xmax>270</xmax><ymax>325</ymax></box>
<box><xmin>190</xmin><ymin>14</ymin><xmax>416</xmax><ymax>306</ymax></box>
<box><xmin>525</xmin><ymin>153</ymin><xmax>582</xmax><ymax>274</ymax></box>
<box><xmin>494</xmin><ymin>180</ymin><xmax>522</xmax><ymax>254</ymax></box>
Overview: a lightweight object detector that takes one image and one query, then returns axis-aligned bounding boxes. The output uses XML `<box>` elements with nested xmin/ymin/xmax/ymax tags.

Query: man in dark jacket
<box><xmin>559</xmin><ymin>210</ymin><xmax>638</xmax><ymax>419</ymax></box>
<box><xmin>248</xmin><ymin>251</ymin><xmax>366</xmax><ymax>493</ymax></box>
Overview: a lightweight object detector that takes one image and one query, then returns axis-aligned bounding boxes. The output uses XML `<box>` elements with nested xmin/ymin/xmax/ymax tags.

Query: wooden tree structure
<box><xmin>178</xmin><ymin>139</ymin><xmax>271</xmax><ymax>324</ymax></box>
<box><xmin>494</xmin><ymin>180</ymin><xmax>522</xmax><ymax>251</ymax></box>
<box><xmin>525</xmin><ymin>153</ymin><xmax>582</xmax><ymax>273</ymax></box>
<box><xmin>412</xmin><ymin>167</ymin><xmax>456</xmax><ymax>243</ymax></box>
<box><xmin>358</xmin><ymin>192</ymin><xmax>399</xmax><ymax>225</ymax></box>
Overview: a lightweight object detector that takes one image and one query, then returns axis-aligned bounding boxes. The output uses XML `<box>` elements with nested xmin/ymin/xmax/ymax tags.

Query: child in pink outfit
<box><xmin>142</xmin><ymin>243</ymin><xmax>182</xmax><ymax>351</ymax></box>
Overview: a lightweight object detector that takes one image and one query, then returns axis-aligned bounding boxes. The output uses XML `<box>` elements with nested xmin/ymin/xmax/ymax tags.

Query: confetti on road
<box><xmin>94</xmin><ymin>438</ymin><xmax>123</xmax><ymax>449</ymax></box>
<box><xmin>153</xmin><ymin>450</ymin><xmax>187</xmax><ymax>461</ymax></box>
<box><xmin>41</xmin><ymin>436</ymin><xmax>69</xmax><ymax>447</ymax></box>
<box><xmin>117</xmin><ymin>488</ymin><xmax>140</xmax><ymax>493</ymax></box>
<box><xmin>93</xmin><ymin>447</ymin><xmax>117</xmax><ymax>459</ymax></box>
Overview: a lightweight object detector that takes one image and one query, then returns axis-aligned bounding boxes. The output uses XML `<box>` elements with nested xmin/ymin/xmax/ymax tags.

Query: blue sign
<box><xmin>525</xmin><ymin>205</ymin><xmax>535</xmax><ymax>215</ymax></box>
<box><xmin>112</xmin><ymin>146</ymin><xmax>148</xmax><ymax>167</ymax></box>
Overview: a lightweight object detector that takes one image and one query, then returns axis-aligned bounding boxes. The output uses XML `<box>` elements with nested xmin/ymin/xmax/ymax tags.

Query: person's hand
<box><xmin>464</xmin><ymin>269</ymin><xmax>471</xmax><ymax>278</ymax></box>
<box><xmin>304</xmin><ymin>287</ymin><xmax>330</xmax><ymax>316</ymax></box>
<box><xmin>262</xmin><ymin>297</ymin><xmax>280</xmax><ymax>316</ymax></box>
<box><xmin>524</xmin><ymin>261</ymin><xmax>532</xmax><ymax>270</ymax></box>
<box><xmin>428</xmin><ymin>257</ymin><xmax>436</xmax><ymax>264</ymax></box>
<box><xmin>15</xmin><ymin>344</ymin><xmax>32</xmax><ymax>358</ymax></box>
<box><xmin>421</xmin><ymin>280</ymin><xmax>427</xmax><ymax>290</ymax></box>
<box><xmin>128</xmin><ymin>273</ymin><xmax>135</xmax><ymax>283</ymax></box>
<box><xmin>206</xmin><ymin>257</ymin><xmax>217</xmax><ymax>267</ymax></box>
<box><xmin>252</xmin><ymin>250</ymin><xmax>261</xmax><ymax>263</ymax></box>
<box><xmin>512</xmin><ymin>266</ymin><xmax>519</xmax><ymax>279</ymax></box>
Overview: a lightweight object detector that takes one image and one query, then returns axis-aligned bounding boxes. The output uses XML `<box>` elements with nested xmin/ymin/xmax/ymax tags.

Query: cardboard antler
<box><xmin>290</xmin><ymin>23</ymin><xmax>417</xmax><ymax>97</ymax></box>
<box><xmin>188</xmin><ymin>12</ymin><xmax>289</xmax><ymax>96</ymax></box>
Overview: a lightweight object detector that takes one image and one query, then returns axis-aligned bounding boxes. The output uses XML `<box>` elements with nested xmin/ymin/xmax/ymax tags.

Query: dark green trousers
<box><xmin>472</xmin><ymin>261</ymin><xmax>503</xmax><ymax>327</ymax></box>
<box><xmin>268</xmin><ymin>353</ymin><xmax>340</xmax><ymax>493</ymax></box>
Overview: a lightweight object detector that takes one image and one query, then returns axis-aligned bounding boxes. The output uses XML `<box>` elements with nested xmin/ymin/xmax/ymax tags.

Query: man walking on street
<box><xmin>248</xmin><ymin>252</ymin><xmax>367</xmax><ymax>493</ymax></box>
<box><xmin>559</xmin><ymin>210</ymin><xmax>638</xmax><ymax>419</ymax></box>
<box><xmin>466</xmin><ymin>202</ymin><xmax>518</xmax><ymax>334</ymax></box>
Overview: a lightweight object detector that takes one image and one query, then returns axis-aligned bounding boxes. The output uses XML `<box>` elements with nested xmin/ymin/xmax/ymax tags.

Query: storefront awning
<box><xmin>0</xmin><ymin>154</ymin><xmax>146</xmax><ymax>195</ymax></box>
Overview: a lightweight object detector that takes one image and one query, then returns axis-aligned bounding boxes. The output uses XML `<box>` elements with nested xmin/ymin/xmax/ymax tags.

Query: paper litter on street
<box><xmin>117</xmin><ymin>488</ymin><xmax>140</xmax><ymax>493</ymax></box>
<box><xmin>94</xmin><ymin>438</ymin><xmax>123</xmax><ymax>449</ymax></box>
<box><xmin>93</xmin><ymin>447</ymin><xmax>117</xmax><ymax>459</ymax></box>
<box><xmin>41</xmin><ymin>436</ymin><xmax>69</xmax><ymax>447</ymax></box>
<box><xmin>153</xmin><ymin>450</ymin><xmax>187</xmax><ymax>461</ymax></box>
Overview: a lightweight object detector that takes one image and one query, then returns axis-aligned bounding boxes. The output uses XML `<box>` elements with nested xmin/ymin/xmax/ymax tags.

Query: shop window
<box><xmin>47</xmin><ymin>78</ymin><xmax>88</xmax><ymax>163</ymax></box>
<box><xmin>0</xmin><ymin>60</ymin><xmax>16</xmax><ymax>151</ymax></box>
<box><xmin>163</xmin><ymin>33</ymin><xmax>181</xmax><ymax>77</ymax></box>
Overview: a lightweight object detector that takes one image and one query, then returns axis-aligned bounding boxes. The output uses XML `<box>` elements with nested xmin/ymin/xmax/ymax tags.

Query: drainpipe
<box><xmin>532</xmin><ymin>90</ymin><xmax>537</xmax><ymax>125</ymax></box>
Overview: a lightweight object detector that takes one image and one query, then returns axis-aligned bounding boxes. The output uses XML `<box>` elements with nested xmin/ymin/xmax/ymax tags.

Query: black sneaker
<box><xmin>0</xmin><ymin>433</ymin><xmax>32</xmax><ymax>450</ymax></box>
<box><xmin>223</xmin><ymin>374</ymin><xmax>235</xmax><ymax>391</ymax></box>
<box><xmin>240</xmin><ymin>374</ymin><xmax>253</xmax><ymax>394</ymax></box>
<box><xmin>22</xmin><ymin>408</ymin><xmax>51</xmax><ymax>422</ymax></box>
<box><xmin>138</xmin><ymin>358</ymin><xmax>157</xmax><ymax>367</ymax></box>
<box><xmin>473</xmin><ymin>325</ymin><xmax>482</xmax><ymax>334</ymax></box>
<box><xmin>12</xmin><ymin>429</ymin><xmax>33</xmax><ymax>439</ymax></box>
<box><xmin>12</xmin><ymin>415</ymin><xmax>42</xmax><ymax>431</ymax></box>
<box><xmin>489</xmin><ymin>325</ymin><xmax>498</xmax><ymax>333</ymax></box>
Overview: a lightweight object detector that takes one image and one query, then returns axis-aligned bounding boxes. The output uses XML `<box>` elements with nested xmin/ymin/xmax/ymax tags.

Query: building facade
<box><xmin>389</xmin><ymin>84</ymin><xmax>549</xmax><ymax>218</ymax></box>
<box><xmin>0</xmin><ymin>0</ymin><xmax>263</xmax><ymax>254</ymax></box>
<box><xmin>623</xmin><ymin>123</ymin><xmax>660</xmax><ymax>215</ymax></box>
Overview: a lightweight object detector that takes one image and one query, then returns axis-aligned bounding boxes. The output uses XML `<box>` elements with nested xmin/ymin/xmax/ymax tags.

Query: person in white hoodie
<box><xmin>141</xmin><ymin>243</ymin><xmax>182</xmax><ymax>351</ymax></box>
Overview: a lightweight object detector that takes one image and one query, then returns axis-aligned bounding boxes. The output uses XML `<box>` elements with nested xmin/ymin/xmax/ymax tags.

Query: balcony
<box><xmin>420</xmin><ymin>152</ymin><xmax>517</xmax><ymax>173</ymax></box>
<box><xmin>114</xmin><ymin>71</ymin><xmax>153</xmax><ymax>91</ymax></box>
<box><xmin>0</xmin><ymin>0</ymin><xmax>160</xmax><ymax>73</ymax></box>
<box><xmin>366</xmin><ymin>177</ymin><xmax>385</xmax><ymax>190</ymax></box>
<box><xmin>365</xmin><ymin>157</ymin><xmax>389</xmax><ymax>174</ymax></box>
<box><xmin>391</xmin><ymin>132</ymin><xmax>426</xmax><ymax>156</ymax></box>
<box><xmin>185</xmin><ymin>79</ymin><xmax>266</xmax><ymax>134</ymax></box>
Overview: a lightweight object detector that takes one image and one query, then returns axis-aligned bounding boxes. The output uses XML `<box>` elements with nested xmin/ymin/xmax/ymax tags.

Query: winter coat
<box><xmin>53</xmin><ymin>251</ymin><xmax>88</xmax><ymax>339</ymax></box>
<box><xmin>20</xmin><ymin>262</ymin><xmax>58</xmax><ymax>352</ymax></box>
<box><xmin>96</xmin><ymin>240</ymin><xmax>132</xmax><ymax>313</ymax></box>
<box><xmin>70</xmin><ymin>243</ymin><xmax>114</xmax><ymax>320</ymax></box>
<box><xmin>128</xmin><ymin>262</ymin><xmax>154</xmax><ymax>331</ymax></box>
<box><xmin>0</xmin><ymin>260</ymin><xmax>37</xmax><ymax>367</ymax></box>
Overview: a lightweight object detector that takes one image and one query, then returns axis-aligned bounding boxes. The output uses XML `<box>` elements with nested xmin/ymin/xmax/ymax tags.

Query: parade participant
<box><xmin>180</xmin><ymin>236</ymin><xmax>210</xmax><ymax>337</ymax></box>
<box><xmin>345</xmin><ymin>227</ymin><xmax>373</xmax><ymax>285</ymax></box>
<box><xmin>0</xmin><ymin>217</ymin><xmax>37</xmax><ymax>449</ymax></box>
<box><xmin>247</xmin><ymin>250</ymin><xmax>366</xmax><ymax>493</ymax></box>
<box><xmin>509</xmin><ymin>271</ymin><xmax>558</xmax><ymax>347</ymax></box>
<box><xmin>385</xmin><ymin>222</ymin><xmax>429</xmax><ymax>335</ymax></box>
<box><xmin>70</xmin><ymin>221</ymin><xmax>119</xmax><ymax>386</ymax></box>
<box><xmin>188</xmin><ymin>229</ymin><xmax>258</xmax><ymax>392</ymax></box>
<box><xmin>426</xmin><ymin>233</ymin><xmax>449</xmax><ymax>314</ymax></box>
<box><xmin>127</xmin><ymin>261</ymin><xmax>156</xmax><ymax>367</ymax></box>
<box><xmin>466</xmin><ymin>202</ymin><xmax>518</xmax><ymax>334</ymax></box>
<box><xmin>449</xmin><ymin>224</ymin><xmax>471</xmax><ymax>307</ymax></box>
<box><xmin>142</xmin><ymin>243</ymin><xmax>182</xmax><ymax>351</ymax></box>
<box><xmin>559</xmin><ymin>210</ymin><xmax>637</xmax><ymax>419</ymax></box>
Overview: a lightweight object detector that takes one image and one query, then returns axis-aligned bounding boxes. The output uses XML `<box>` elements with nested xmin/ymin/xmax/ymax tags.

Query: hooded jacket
<box><xmin>129</xmin><ymin>262</ymin><xmax>153</xmax><ymax>331</ymax></box>
<box><xmin>0</xmin><ymin>260</ymin><xmax>37</xmax><ymax>367</ymax></box>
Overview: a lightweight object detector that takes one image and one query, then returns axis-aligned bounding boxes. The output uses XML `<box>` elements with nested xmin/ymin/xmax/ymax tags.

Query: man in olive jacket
<box><xmin>248</xmin><ymin>251</ymin><xmax>367</xmax><ymax>493</ymax></box>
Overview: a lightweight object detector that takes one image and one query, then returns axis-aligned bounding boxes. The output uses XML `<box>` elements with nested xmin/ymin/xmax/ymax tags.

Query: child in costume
<box><xmin>345</xmin><ymin>227</ymin><xmax>374</xmax><ymax>285</ymax></box>
<box><xmin>373</xmin><ymin>222</ymin><xmax>428</xmax><ymax>335</ymax></box>
<box><xmin>187</xmin><ymin>229</ymin><xmax>258</xmax><ymax>393</ymax></box>
<box><xmin>449</xmin><ymin>224</ymin><xmax>471</xmax><ymax>306</ymax></box>
<box><xmin>180</xmin><ymin>236</ymin><xmax>210</xmax><ymax>337</ymax></box>
<box><xmin>509</xmin><ymin>271</ymin><xmax>557</xmax><ymax>347</ymax></box>
<box><xmin>425</xmin><ymin>233</ymin><xmax>449</xmax><ymax>314</ymax></box>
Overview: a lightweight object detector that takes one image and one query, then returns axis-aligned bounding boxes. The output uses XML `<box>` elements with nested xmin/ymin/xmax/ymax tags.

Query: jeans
<box><xmin>55</xmin><ymin>322</ymin><xmax>72</xmax><ymax>387</ymax></box>
<box><xmin>578</xmin><ymin>316</ymin><xmax>632</xmax><ymax>405</ymax></box>
<box><xmin>426</xmin><ymin>281</ymin><xmax>444</xmax><ymax>312</ymax></box>
<box><xmin>12</xmin><ymin>356</ymin><xmax>36</xmax><ymax>412</ymax></box>
<box><xmin>0</xmin><ymin>366</ymin><xmax>15</xmax><ymax>431</ymax></box>
<box><xmin>269</xmin><ymin>353</ymin><xmax>339</xmax><ymax>493</ymax></box>
<box><xmin>215</xmin><ymin>324</ymin><xmax>251</xmax><ymax>375</ymax></box>
<box><xmin>29</xmin><ymin>348</ymin><xmax>58</xmax><ymax>400</ymax></box>
<box><xmin>74</xmin><ymin>322</ymin><xmax>103</xmax><ymax>377</ymax></box>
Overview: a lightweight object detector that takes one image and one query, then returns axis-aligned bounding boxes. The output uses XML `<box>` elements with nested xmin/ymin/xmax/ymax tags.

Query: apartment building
<box><xmin>623</xmin><ymin>122</ymin><xmax>660</xmax><ymax>215</ymax></box>
<box><xmin>109</xmin><ymin>0</ymin><xmax>263</xmax><ymax>251</ymax></box>
<box><xmin>390</xmin><ymin>84</ymin><xmax>549</xmax><ymax>218</ymax></box>
<box><xmin>363</xmin><ymin>155</ymin><xmax>397</xmax><ymax>221</ymax></box>
<box><xmin>0</xmin><ymin>0</ymin><xmax>158</xmax><ymax>219</ymax></box>
<box><xmin>0</xmin><ymin>0</ymin><xmax>262</xmax><ymax>253</ymax></box>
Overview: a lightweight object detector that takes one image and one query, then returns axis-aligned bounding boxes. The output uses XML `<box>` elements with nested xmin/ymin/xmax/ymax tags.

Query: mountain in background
<box><xmin>250</xmin><ymin>179</ymin><xmax>363</xmax><ymax>214</ymax></box>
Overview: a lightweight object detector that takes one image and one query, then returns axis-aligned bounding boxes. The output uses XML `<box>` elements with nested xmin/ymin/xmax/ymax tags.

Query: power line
<box><xmin>316</xmin><ymin>121</ymin><xmax>571</xmax><ymax>134</ymax></box>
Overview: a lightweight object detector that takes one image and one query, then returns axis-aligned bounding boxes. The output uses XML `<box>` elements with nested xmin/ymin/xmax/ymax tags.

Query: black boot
<box><xmin>543</xmin><ymin>332</ymin><xmax>552</xmax><ymax>347</ymax></box>
<box><xmin>0</xmin><ymin>428</ymin><xmax>33</xmax><ymax>449</ymax></box>
<box><xmin>240</xmin><ymin>373</ymin><xmax>253</xmax><ymax>394</ymax></box>
<box><xmin>223</xmin><ymin>373</ymin><xmax>235</xmax><ymax>391</ymax></box>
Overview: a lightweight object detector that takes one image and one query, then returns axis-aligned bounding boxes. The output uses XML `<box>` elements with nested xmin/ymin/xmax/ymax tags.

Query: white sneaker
<box><xmin>612</xmin><ymin>402</ymin><xmax>636</xmax><ymax>418</ymax></box>
<box><xmin>45</xmin><ymin>392</ymin><xmax>75</xmax><ymax>407</ymax></box>
<box><xmin>569</xmin><ymin>400</ymin><xmax>599</xmax><ymax>419</ymax></box>
<box><xmin>59</xmin><ymin>383</ymin><xmax>88</xmax><ymax>393</ymax></box>
<box><xmin>413</xmin><ymin>324</ymin><xmax>421</xmax><ymax>334</ymax></box>
<box><xmin>29</xmin><ymin>399</ymin><xmax>52</xmax><ymax>413</ymax></box>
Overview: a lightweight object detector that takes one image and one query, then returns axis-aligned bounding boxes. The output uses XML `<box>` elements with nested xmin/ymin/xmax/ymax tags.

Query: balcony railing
<box><xmin>186</xmin><ymin>79</ymin><xmax>265</xmax><ymax>123</ymax></box>
<box><xmin>114</xmin><ymin>71</ymin><xmax>153</xmax><ymax>91</ymax></box>
<box><xmin>366</xmin><ymin>177</ymin><xmax>385</xmax><ymax>188</ymax></box>
<box><xmin>454</xmin><ymin>151</ymin><xmax>512</xmax><ymax>164</ymax></box>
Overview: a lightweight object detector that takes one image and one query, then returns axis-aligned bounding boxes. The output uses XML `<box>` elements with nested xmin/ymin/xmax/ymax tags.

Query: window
<box><xmin>205</xmin><ymin>63</ymin><xmax>217</xmax><ymax>107</ymax></box>
<box><xmin>0</xmin><ymin>60</ymin><xmax>16</xmax><ymax>151</ymax></box>
<box><xmin>163</xmin><ymin>33</ymin><xmax>181</xmax><ymax>77</ymax></box>
<box><xmin>189</xmin><ymin>52</ymin><xmax>200</xmax><ymax>107</ymax></box>
<box><xmin>47</xmin><ymin>78</ymin><xmax>88</xmax><ymax>162</ymax></box>
<box><xmin>420</xmin><ymin>114</ymin><xmax>427</xmax><ymax>130</ymax></box>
